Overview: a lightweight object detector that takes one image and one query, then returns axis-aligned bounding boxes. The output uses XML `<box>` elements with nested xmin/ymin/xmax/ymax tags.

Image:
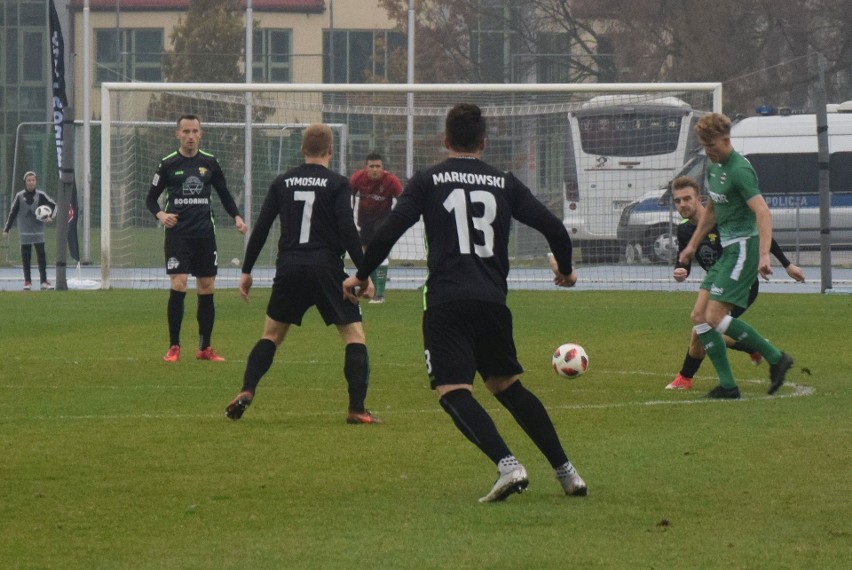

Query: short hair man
<box><xmin>350</xmin><ymin>152</ymin><xmax>403</xmax><ymax>303</ymax></box>
<box><xmin>666</xmin><ymin>175</ymin><xmax>804</xmax><ymax>391</ymax></box>
<box><xmin>678</xmin><ymin>113</ymin><xmax>795</xmax><ymax>399</ymax></box>
<box><xmin>146</xmin><ymin>114</ymin><xmax>247</xmax><ymax>362</ymax></box>
<box><xmin>225</xmin><ymin>124</ymin><xmax>380</xmax><ymax>425</ymax></box>
<box><xmin>344</xmin><ymin>103</ymin><xmax>587</xmax><ymax>502</ymax></box>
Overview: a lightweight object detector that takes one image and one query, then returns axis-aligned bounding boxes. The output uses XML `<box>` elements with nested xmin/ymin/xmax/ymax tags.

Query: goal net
<box><xmin>98</xmin><ymin>82</ymin><xmax>721</xmax><ymax>291</ymax></box>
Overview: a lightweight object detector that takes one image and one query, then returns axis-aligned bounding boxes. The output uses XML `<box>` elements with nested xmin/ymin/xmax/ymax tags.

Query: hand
<box><xmin>758</xmin><ymin>252</ymin><xmax>773</xmax><ymax>280</ymax></box>
<box><xmin>785</xmin><ymin>263</ymin><xmax>805</xmax><ymax>283</ymax></box>
<box><xmin>234</xmin><ymin>216</ymin><xmax>247</xmax><ymax>235</ymax></box>
<box><xmin>553</xmin><ymin>268</ymin><xmax>577</xmax><ymax>288</ymax></box>
<box><xmin>239</xmin><ymin>273</ymin><xmax>253</xmax><ymax>302</ymax></box>
<box><xmin>364</xmin><ymin>277</ymin><xmax>376</xmax><ymax>299</ymax></box>
<box><xmin>157</xmin><ymin>212</ymin><xmax>178</xmax><ymax>229</ymax></box>
<box><xmin>548</xmin><ymin>253</ymin><xmax>576</xmax><ymax>287</ymax></box>
<box><xmin>342</xmin><ymin>274</ymin><xmax>370</xmax><ymax>304</ymax></box>
<box><xmin>2</xmin><ymin>231</ymin><xmax>7</xmax><ymax>237</ymax></box>
<box><xmin>673</xmin><ymin>267</ymin><xmax>688</xmax><ymax>282</ymax></box>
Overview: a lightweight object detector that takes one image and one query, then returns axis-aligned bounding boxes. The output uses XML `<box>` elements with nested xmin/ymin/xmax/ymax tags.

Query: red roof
<box><xmin>68</xmin><ymin>1</ymin><xmax>325</xmax><ymax>13</ymax></box>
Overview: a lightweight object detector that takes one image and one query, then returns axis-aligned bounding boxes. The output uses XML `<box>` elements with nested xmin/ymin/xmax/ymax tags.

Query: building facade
<box><xmin>1</xmin><ymin>0</ymin><xmax>402</xmax><ymax>219</ymax></box>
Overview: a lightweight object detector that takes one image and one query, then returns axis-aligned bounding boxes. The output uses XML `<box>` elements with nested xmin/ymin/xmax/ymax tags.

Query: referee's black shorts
<box><xmin>164</xmin><ymin>234</ymin><xmax>218</xmax><ymax>278</ymax></box>
<box><xmin>266</xmin><ymin>265</ymin><xmax>363</xmax><ymax>326</ymax></box>
<box><xmin>422</xmin><ymin>299</ymin><xmax>523</xmax><ymax>389</ymax></box>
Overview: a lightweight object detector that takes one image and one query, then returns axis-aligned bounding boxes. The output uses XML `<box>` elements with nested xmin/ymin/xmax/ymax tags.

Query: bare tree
<box><xmin>379</xmin><ymin>0</ymin><xmax>610</xmax><ymax>83</ymax></box>
<box><xmin>380</xmin><ymin>0</ymin><xmax>852</xmax><ymax>113</ymax></box>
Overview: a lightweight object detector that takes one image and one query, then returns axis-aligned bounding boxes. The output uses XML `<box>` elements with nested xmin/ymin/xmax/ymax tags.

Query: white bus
<box><xmin>563</xmin><ymin>95</ymin><xmax>706</xmax><ymax>262</ymax></box>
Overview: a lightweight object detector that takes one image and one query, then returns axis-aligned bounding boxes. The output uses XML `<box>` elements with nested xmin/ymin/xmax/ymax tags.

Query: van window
<box><xmin>577</xmin><ymin>111</ymin><xmax>684</xmax><ymax>156</ymax></box>
<box><xmin>747</xmin><ymin>152</ymin><xmax>852</xmax><ymax>194</ymax></box>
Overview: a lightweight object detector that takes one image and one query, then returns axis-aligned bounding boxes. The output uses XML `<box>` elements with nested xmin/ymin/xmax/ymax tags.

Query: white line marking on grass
<box><xmin>9</xmin><ymin>382</ymin><xmax>814</xmax><ymax>422</ymax></box>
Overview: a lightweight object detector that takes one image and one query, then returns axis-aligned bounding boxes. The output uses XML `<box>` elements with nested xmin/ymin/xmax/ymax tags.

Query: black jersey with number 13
<box><xmin>360</xmin><ymin>157</ymin><xmax>573</xmax><ymax>308</ymax></box>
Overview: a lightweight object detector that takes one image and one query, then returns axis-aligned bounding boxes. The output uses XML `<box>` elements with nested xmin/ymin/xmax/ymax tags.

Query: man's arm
<box><xmin>747</xmin><ymin>194</ymin><xmax>773</xmax><ymax>279</ymax></box>
<box><xmin>3</xmin><ymin>194</ymin><xmax>20</xmax><ymax>233</ymax></box>
<box><xmin>336</xmin><ymin>180</ymin><xmax>365</xmax><ymax>269</ymax></box>
<box><xmin>769</xmin><ymin>239</ymin><xmax>805</xmax><ymax>282</ymax></box>
<box><xmin>209</xmin><ymin>161</ymin><xmax>245</xmax><ymax>233</ymax></box>
<box><xmin>510</xmin><ymin>178</ymin><xmax>573</xmax><ymax>275</ymax></box>
<box><xmin>354</xmin><ymin>177</ymin><xmax>422</xmax><ymax>281</ymax></box>
<box><xmin>241</xmin><ymin>187</ymin><xmax>278</xmax><ymax>276</ymax></box>
<box><xmin>146</xmin><ymin>164</ymin><xmax>178</xmax><ymax>229</ymax></box>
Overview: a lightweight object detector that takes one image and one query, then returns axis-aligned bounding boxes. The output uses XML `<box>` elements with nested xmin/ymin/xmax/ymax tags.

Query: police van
<box><xmin>617</xmin><ymin>103</ymin><xmax>852</xmax><ymax>262</ymax></box>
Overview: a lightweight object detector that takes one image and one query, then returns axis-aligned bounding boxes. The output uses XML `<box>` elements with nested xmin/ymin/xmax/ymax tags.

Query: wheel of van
<box><xmin>646</xmin><ymin>226</ymin><xmax>677</xmax><ymax>264</ymax></box>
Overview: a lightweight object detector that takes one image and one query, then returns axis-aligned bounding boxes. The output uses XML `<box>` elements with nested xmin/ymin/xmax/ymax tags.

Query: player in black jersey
<box><xmin>666</xmin><ymin>176</ymin><xmax>804</xmax><ymax>390</ymax></box>
<box><xmin>224</xmin><ymin>124</ymin><xmax>380</xmax><ymax>425</ymax></box>
<box><xmin>146</xmin><ymin>114</ymin><xmax>247</xmax><ymax>362</ymax></box>
<box><xmin>343</xmin><ymin>103</ymin><xmax>587</xmax><ymax>502</ymax></box>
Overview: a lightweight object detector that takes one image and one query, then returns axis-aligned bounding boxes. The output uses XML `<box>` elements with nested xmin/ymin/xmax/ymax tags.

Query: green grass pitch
<box><xmin>1</xmin><ymin>289</ymin><xmax>850</xmax><ymax>569</ymax></box>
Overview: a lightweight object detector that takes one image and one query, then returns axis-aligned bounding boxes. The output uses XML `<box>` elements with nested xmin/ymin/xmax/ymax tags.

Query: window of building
<box><xmin>253</xmin><ymin>29</ymin><xmax>292</xmax><ymax>83</ymax></box>
<box><xmin>95</xmin><ymin>28</ymin><xmax>163</xmax><ymax>84</ymax></box>
<box><xmin>323</xmin><ymin>30</ymin><xmax>406</xmax><ymax>84</ymax></box>
<box><xmin>469</xmin><ymin>0</ymin><xmax>516</xmax><ymax>83</ymax></box>
<box><xmin>22</xmin><ymin>30</ymin><xmax>45</xmax><ymax>83</ymax></box>
<box><xmin>536</xmin><ymin>32</ymin><xmax>571</xmax><ymax>84</ymax></box>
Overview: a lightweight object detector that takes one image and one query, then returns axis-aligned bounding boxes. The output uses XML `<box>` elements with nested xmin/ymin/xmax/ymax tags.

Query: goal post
<box><xmin>99</xmin><ymin>82</ymin><xmax>722</xmax><ymax>290</ymax></box>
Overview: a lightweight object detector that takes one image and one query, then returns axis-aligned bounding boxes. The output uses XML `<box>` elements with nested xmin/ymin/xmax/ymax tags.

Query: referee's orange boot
<box><xmin>196</xmin><ymin>347</ymin><xmax>225</xmax><ymax>361</ymax></box>
<box><xmin>346</xmin><ymin>410</ymin><xmax>382</xmax><ymax>424</ymax></box>
<box><xmin>163</xmin><ymin>345</ymin><xmax>180</xmax><ymax>362</ymax></box>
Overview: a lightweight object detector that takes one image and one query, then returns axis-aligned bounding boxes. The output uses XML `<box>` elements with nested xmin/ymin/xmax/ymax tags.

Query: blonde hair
<box><xmin>301</xmin><ymin>124</ymin><xmax>333</xmax><ymax>158</ymax></box>
<box><xmin>695</xmin><ymin>113</ymin><xmax>732</xmax><ymax>144</ymax></box>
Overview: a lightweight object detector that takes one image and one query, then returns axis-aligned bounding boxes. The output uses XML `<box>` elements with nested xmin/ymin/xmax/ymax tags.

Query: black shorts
<box><xmin>422</xmin><ymin>300</ymin><xmax>523</xmax><ymax>389</ymax></box>
<box><xmin>164</xmin><ymin>234</ymin><xmax>218</xmax><ymax>277</ymax></box>
<box><xmin>266</xmin><ymin>265</ymin><xmax>363</xmax><ymax>326</ymax></box>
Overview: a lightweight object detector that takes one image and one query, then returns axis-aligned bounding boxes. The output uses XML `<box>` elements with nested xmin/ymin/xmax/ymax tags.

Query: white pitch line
<box><xmin>6</xmin><ymin>382</ymin><xmax>814</xmax><ymax>422</ymax></box>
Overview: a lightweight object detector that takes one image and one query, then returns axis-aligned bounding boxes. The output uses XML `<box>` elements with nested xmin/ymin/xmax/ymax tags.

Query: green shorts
<box><xmin>701</xmin><ymin>237</ymin><xmax>758</xmax><ymax>309</ymax></box>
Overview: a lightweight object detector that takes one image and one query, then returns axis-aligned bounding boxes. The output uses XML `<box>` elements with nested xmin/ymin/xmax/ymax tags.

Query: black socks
<box><xmin>344</xmin><ymin>343</ymin><xmax>370</xmax><ymax>412</ymax></box>
<box><xmin>167</xmin><ymin>289</ymin><xmax>186</xmax><ymax>346</ymax></box>
<box><xmin>241</xmin><ymin>338</ymin><xmax>277</xmax><ymax>394</ymax></box>
<box><xmin>495</xmin><ymin>381</ymin><xmax>568</xmax><ymax>469</ymax></box>
<box><xmin>439</xmin><ymin>389</ymin><xmax>512</xmax><ymax>465</ymax></box>
<box><xmin>197</xmin><ymin>293</ymin><xmax>214</xmax><ymax>350</ymax></box>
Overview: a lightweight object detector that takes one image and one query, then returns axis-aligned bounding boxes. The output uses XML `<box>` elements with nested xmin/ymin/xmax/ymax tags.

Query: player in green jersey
<box><xmin>678</xmin><ymin>113</ymin><xmax>793</xmax><ymax>399</ymax></box>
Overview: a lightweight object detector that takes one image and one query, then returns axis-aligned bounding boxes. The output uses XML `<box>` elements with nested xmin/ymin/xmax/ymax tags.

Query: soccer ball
<box><xmin>552</xmin><ymin>343</ymin><xmax>589</xmax><ymax>378</ymax></box>
<box><xmin>35</xmin><ymin>205</ymin><xmax>53</xmax><ymax>222</ymax></box>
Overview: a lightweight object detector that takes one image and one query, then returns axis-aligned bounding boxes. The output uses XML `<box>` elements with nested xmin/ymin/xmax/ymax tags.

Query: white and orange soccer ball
<box><xmin>552</xmin><ymin>343</ymin><xmax>589</xmax><ymax>378</ymax></box>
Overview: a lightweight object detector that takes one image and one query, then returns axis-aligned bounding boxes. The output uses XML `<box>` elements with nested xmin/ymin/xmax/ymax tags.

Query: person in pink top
<box><xmin>350</xmin><ymin>153</ymin><xmax>403</xmax><ymax>303</ymax></box>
